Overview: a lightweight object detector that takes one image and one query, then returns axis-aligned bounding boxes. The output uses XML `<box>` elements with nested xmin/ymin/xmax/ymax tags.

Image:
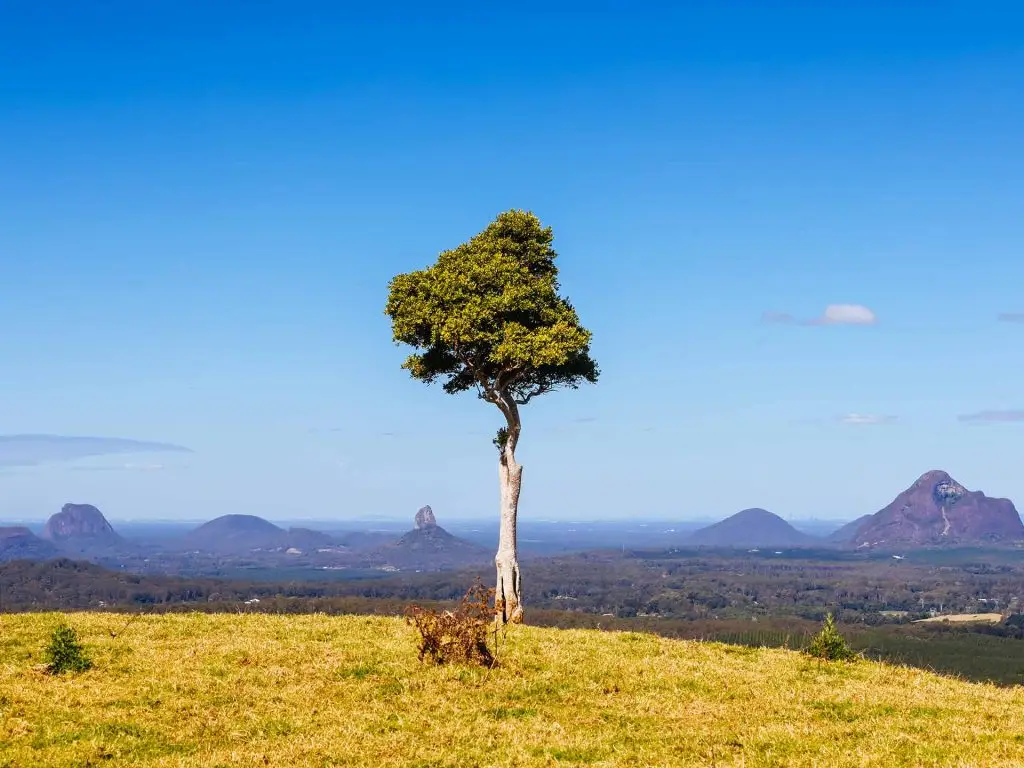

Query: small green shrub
<box><xmin>805</xmin><ymin>614</ymin><xmax>856</xmax><ymax>662</ymax></box>
<box><xmin>44</xmin><ymin>623</ymin><xmax>93</xmax><ymax>674</ymax></box>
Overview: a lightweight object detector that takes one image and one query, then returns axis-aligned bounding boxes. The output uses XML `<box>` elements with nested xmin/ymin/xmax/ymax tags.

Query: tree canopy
<box><xmin>385</xmin><ymin>210</ymin><xmax>599</xmax><ymax>409</ymax></box>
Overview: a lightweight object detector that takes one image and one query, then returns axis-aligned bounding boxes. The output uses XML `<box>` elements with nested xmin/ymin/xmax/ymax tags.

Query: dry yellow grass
<box><xmin>2</xmin><ymin>612</ymin><xmax>1024</xmax><ymax>767</ymax></box>
<box><xmin>914</xmin><ymin>613</ymin><xmax>1003</xmax><ymax>624</ymax></box>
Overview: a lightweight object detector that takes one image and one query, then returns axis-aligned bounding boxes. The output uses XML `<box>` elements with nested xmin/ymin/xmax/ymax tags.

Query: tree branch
<box><xmin>493</xmin><ymin>388</ymin><xmax>522</xmax><ymax>461</ymax></box>
<box><xmin>454</xmin><ymin>340</ymin><xmax>498</xmax><ymax>404</ymax></box>
<box><xmin>513</xmin><ymin>383</ymin><xmax>555</xmax><ymax>405</ymax></box>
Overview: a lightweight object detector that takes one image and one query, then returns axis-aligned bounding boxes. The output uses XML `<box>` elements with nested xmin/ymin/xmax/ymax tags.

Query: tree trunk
<box><xmin>495</xmin><ymin>452</ymin><xmax>523</xmax><ymax>624</ymax></box>
<box><xmin>495</xmin><ymin>392</ymin><xmax>524</xmax><ymax>625</ymax></box>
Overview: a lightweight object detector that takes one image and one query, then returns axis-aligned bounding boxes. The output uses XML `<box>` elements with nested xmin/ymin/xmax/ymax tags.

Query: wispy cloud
<box><xmin>763</xmin><ymin>304</ymin><xmax>877</xmax><ymax>327</ymax></box>
<box><xmin>69</xmin><ymin>462</ymin><xmax>170</xmax><ymax>472</ymax></box>
<box><xmin>958</xmin><ymin>410</ymin><xmax>1024</xmax><ymax>423</ymax></box>
<box><xmin>761</xmin><ymin>311</ymin><xmax>797</xmax><ymax>325</ymax></box>
<box><xmin>0</xmin><ymin>435</ymin><xmax>192</xmax><ymax>468</ymax></box>
<box><xmin>838</xmin><ymin>414</ymin><xmax>898</xmax><ymax>426</ymax></box>
<box><xmin>997</xmin><ymin>313</ymin><xmax>1024</xmax><ymax>323</ymax></box>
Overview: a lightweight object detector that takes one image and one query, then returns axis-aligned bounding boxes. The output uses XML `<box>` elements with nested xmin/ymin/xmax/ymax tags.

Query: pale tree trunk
<box><xmin>495</xmin><ymin>393</ymin><xmax>524</xmax><ymax>625</ymax></box>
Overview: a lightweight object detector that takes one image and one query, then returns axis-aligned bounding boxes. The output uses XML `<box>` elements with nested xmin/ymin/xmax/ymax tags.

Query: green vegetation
<box><xmin>3</xmin><ymin>613</ymin><xmax>1024</xmax><ymax>766</ymax></box>
<box><xmin>805</xmin><ymin>614</ymin><xmax>857</xmax><ymax>661</ymax></box>
<box><xmin>43</xmin><ymin>622</ymin><xmax>93</xmax><ymax>674</ymax></box>
<box><xmin>385</xmin><ymin>210</ymin><xmax>599</xmax><ymax>623</ymax></box>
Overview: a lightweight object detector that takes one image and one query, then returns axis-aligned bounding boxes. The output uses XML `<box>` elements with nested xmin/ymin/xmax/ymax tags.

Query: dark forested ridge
<box><xmin>5</xmin><ymin>548</ymin><xmax>1024</xmax><ymax>620</ymax></box>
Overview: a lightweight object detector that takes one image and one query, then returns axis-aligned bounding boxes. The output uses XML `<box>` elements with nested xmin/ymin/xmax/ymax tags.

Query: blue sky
<box><xmin>1</xmin><ymin>2</ymin><xmax>1023</xmax><ymax>523</ymax></box>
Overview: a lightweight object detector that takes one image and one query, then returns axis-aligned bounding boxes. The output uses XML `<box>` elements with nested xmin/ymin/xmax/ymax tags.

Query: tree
<box><xmin>44</xmin><ymin>622</ymin><xmax>93</xmax><ymax>674</ymax></box>
<box><xmin>805</xmin><ymin>613</ymin><xmax>857</xmax><ymax>662</ymax></box>
<box><xmin>385</xmin><ymin>210</ymin><xmax>599</xmax><ymax>624</ymax></box>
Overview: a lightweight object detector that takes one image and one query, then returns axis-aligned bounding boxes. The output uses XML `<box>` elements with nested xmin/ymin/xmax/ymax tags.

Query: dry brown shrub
<box><xmin>404</xmin><ymin>580</ymin><xmax>497</xmax><ymax>667</ymax></box>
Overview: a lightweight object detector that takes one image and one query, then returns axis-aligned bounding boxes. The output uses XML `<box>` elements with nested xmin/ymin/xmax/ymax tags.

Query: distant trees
<box><xmin>385</xmin><ymin>211</ymin><xmax>598</xmax><ymax>624</ymax></box>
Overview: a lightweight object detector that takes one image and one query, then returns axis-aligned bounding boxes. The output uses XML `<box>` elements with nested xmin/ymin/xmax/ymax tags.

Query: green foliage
<box><xmin>805</xmin><ymin>614</ymin><xmax>857</xmax><ymax>662</ymax></box>
<box><xmin>492</xmin><ymin>427</ymin><xmax>509</xmax><ymax>453</ymax></box>
<box><xmin>44</xmin><ymin>622</ymin><xmax>93</xmax><ymax>674</ymax></box>
<box><xmin>384</xmin><ymin>210</ymin><xmax>598</xmax><ymax>410</ymax></box>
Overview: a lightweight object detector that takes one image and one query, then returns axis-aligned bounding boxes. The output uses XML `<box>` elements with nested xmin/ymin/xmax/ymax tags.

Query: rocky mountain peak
<box><xmin>415</xmin><ymin>505</ymin><xmax>437</xmax><ymax>530</ymax></box>
<box><xmin>42</xmin><ymin>503</ymin><xmax>120</xmax><ymax>542</ymax></box>
<box><xmin>848</xmin><ymin>471</ymin><xmax>1023</xmax><ymax>548</ymax></box>
<box><xmin>912</xmin><ymin>469</ymin><xmax>954</xmax><ymax>487</ymax></box>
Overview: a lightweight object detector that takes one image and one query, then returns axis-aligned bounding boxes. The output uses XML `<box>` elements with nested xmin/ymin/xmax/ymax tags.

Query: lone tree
<box><xmin>385</xmin><ymin>210</ymin><xmax>598</xmax><ymax>624</ymax></box>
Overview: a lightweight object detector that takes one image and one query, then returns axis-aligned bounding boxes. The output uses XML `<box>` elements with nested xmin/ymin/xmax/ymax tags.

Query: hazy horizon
<box><xmin>2</xmin><ymin>4</ymin><xmax>1023</xmax><ymax>522</ymax></box>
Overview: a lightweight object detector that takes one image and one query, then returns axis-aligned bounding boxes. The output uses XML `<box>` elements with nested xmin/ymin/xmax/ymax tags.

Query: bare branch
<box><xmin>513</xmin><ymin>384</ymin><xmax>554</xmax><ymax>405</ymax></box>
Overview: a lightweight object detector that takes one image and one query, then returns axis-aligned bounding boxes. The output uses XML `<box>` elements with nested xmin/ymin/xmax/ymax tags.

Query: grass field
<box><xmin>2</xmin><ymin>613</ymin><xmax>1024</xmax><ymax>767</ymax></box>
<box><xmin>914</xmin><ymin>613</ymin><xmax>1003</xmax><ymax>624</ymax></box>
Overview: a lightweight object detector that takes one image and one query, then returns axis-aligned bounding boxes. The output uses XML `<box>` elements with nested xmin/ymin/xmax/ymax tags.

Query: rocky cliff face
<box><xmin>849</xmin><ymin>470</ymin><xmax>1024</xmax><ymax>549</ymax></box>
<box><xmin>414</xmin><ymin>505</ymin><xmax>437</xmax><ymax>529</ymax></box>
<box><xmin>42</xmin><ymin>503</ymin><xmax>122</xmax><ymax>544</ymax></box>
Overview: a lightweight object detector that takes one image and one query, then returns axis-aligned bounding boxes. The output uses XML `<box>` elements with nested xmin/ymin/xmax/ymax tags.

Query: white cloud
<box><xmin>762</xmin><ymin>304</ymin><xmax>877</xmax><ymax>326</ymax></box>
<box><xmin>819</xmin><ymin>304</ymin><xmax>877</xmax><ymax>325</ymax></box>
<box><xmin>839</xmin><ymin>414</ymin><xmax>897</xmax><ymax>426</ymax></box>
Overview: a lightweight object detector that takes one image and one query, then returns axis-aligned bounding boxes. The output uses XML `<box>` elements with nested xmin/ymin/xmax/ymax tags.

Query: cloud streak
<box><xmin>997</xmin><ymin>313</ymin><xmax>1024</xmax><ymax>323</ymax></box>
<box><xmin>838</xmin><ymin>414</ymin><xmax>897</xmax><ymax>426</ymax></box>
<box><xmin>761</xmin><ymin>311</ymin><xmax>797</xmax><ymax>325</ymax></box>
<box><xmin>763</xmin><ymin>304</ymin><xmax>877</xmax><ymax>326</ymax></box>
<box><xmin>69</xmin><ymin>462</ymin><xmax>171</xmax><ymax>472</ymax></box>
<box><xmin>958</xmin><ymin>410</ymin><xmax>1024</xmax><ymax>423</ymax></box>
<box><xmin>0</xmin><ymin>435</ymin><xmax>192</xmax><ymax>468</ymax></box>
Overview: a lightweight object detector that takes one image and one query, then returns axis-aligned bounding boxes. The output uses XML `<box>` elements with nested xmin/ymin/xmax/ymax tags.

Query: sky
<box><xmin>1</xmin><ymin>1</ymin><xmax>1023</xmax><ymax>524</ymax></box>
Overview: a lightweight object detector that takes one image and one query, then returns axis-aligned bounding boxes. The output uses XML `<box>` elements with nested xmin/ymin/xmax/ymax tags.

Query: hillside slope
<box><xmin>687</xmin><ymin>507</ymin><xmax>817</xmax><ymax>548</ymax></box>
<box><xmin>0</xmin><ymin>527</ymin><xmax>59</xmax><ymax>561</ymax></box>
<box><xmin>2</xmin><ymin>614</ymin><xmax>1024</xmax><ymax>767</ymax></box>
<box><xmin>825</xmin><ymin>514</ymin><xmax>874</xmax><ymax>544</ymax></box>
<box><xmin>180</xmin><ymin>514</ymin><xmax>287</xmax><ymax>553</ymax></box>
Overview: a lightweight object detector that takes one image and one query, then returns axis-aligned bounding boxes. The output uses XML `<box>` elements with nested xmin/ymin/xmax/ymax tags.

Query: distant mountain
<box><xmin>847</xmin><ymin>470</ymin><xmax>1024</xmax><ymax>549</ymax></box>
<box><xmin>284</xmin><ymin>527</ymin><xmax>338</xmax><ymax>551</ymax></box>
<box><xmin>686</xmin><ymin>508</ymin><xmax>817</xmax><ymax>549</ymax></box>
<box><xmin>42</xmin><ymin>503</ymin><xmax>124</xmax><ymax>554</ymax></box>
<box><xmin>180</xmin><ymin>516</ymin><xmax>342</xmax><ymax>555</ymax></box>
<box><xmin>370</xmin><ymin>505</ymin><xmax>491</xmax><ymax>570</ymax></box>
<box><xmin>825</xmin><ymin>515</ymin><xmax>874</xmax><ymax>545</ymax></box>
<box><xmin>0</xmin><ymin>526</ymin><xmax>59</xmax><ymax>562</ymax></box>
<box><xmin>182</xmin><ymin>514</ymin><xmax>288</xmax><ymax>554</ymax></box>
<box><xmin>334</xmin><ymin>531</ymin><xmax>397</xmax><ymax>552</ymax></box>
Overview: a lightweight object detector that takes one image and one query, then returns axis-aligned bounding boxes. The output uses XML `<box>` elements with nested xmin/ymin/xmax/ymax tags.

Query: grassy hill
<box><xmin>2</xmin><ymin>614</ymin><xmax>1024</xmax><ymax>767</ymax></box>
